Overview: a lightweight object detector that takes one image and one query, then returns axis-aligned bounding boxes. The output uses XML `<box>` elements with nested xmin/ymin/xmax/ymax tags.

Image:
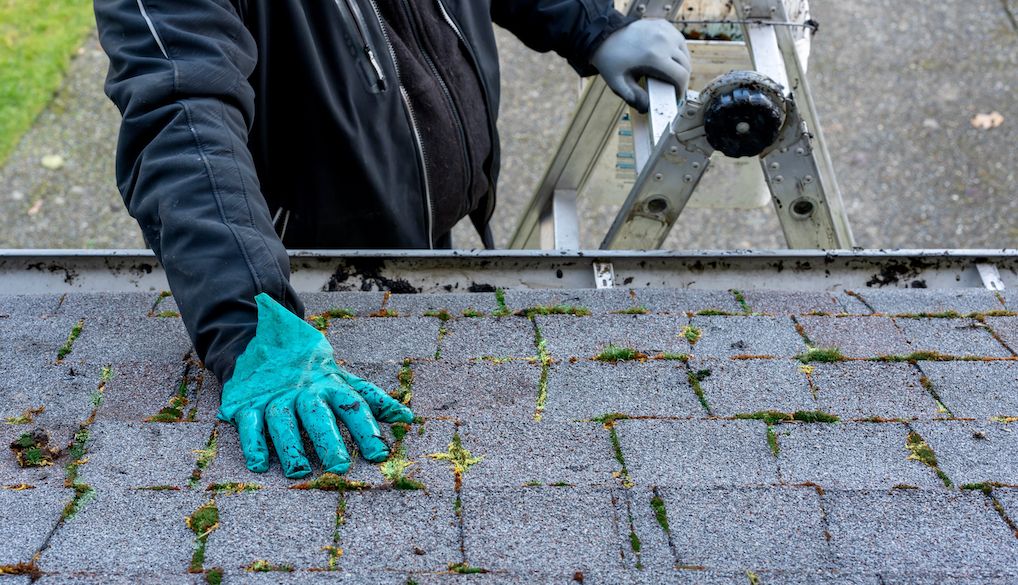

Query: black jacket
<box><xmin>94</xmin><ymin>0</ymin><xmax>631</xmax><ymax>382</ymax></box>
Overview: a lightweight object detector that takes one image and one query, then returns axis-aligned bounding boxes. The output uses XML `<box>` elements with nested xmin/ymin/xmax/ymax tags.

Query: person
<box><xmin>94</xmin><ymin>0</ymin><xmax>691</xmax><ymax>478</ymax></box>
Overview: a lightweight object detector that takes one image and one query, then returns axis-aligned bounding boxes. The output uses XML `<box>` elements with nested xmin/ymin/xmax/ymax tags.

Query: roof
<box><xmin>1</xmin><ymin>285</ymin><xmax>1017</xmax><ymax>583</ymax></box>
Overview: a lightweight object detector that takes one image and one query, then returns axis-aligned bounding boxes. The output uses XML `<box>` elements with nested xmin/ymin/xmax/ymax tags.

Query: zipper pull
<box><xmin>363</xmin><ymin>47</ymin><xmax>387</xmax><ymax>91</ymax></box>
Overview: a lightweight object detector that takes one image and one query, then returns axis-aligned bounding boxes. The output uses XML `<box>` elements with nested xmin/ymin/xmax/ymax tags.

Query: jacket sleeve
<box><xmin>490</xmin><ymin>0</ymin><xmax>635</xmax><ymax>75</ymax></box>
<box><xmin>95</xmin><ymin>0</ymin><xmax>304</xmax><ymax>383</ymax></box>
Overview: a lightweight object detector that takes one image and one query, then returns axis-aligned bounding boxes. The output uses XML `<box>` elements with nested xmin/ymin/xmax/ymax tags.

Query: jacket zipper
<box><xmin>434</xmin><ymin>0</ymin><xmax>498</xmax><ymax>226</ymax></box>
<box><xmin>363</xmin><ymin>0</ymin><xmax>435</xmax><ymax>249</ymax></box>
<box><xmin>395</xmin><ymin>0</ymin><xmax>472</xmax><ymax>204</ymax></box>
<box><xmin>334</xmin><ymin>0</ymin><xmax>387</xmax><ymax>91</ymax></box>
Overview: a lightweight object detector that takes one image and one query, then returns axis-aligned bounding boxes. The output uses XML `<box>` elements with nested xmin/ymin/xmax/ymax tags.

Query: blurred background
<box><xmin>0</xmin><ymin>0</ymin><xmax>1015</xmax><ymax>250</ymax></box>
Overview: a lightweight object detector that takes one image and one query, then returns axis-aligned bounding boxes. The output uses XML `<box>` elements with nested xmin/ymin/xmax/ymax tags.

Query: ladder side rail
<box><xmin>601</xmin><ymin>98</ymin><xmax>714</xmax><ymax>249</ymax></box>
<box><xmin>508</xmin><ymin>79</ymin><xmax>624</xmax><ymax>248</ymax></box>
<box><xmin>737</xmin><ymin>0</ymin><xmax>855</xmax><ymax>248</ymax></box>
<box><xmin>509</xmin><ymin>0</ymin><xmax>685</xmax><ymax>249</ymax></box>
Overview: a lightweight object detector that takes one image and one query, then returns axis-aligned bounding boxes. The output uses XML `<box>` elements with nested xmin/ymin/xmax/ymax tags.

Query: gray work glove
<box><xmin>590</xmin><ymin>18</ymin><xmax>692</xmax><ymax>114</ymax></box>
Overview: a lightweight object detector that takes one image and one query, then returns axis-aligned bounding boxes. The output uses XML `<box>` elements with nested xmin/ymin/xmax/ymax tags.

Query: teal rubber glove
<box><xmin>218</xmin><ymin>293</ymin><xmax>414</xmax><ymax>478</ymax></box>
<box><xmin>590</xmin><ymin>18</ymin><xmax>692</xmax><ymax>114</ymax></box>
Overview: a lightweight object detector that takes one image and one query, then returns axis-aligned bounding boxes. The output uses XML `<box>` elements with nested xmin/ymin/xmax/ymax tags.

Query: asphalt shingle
<box><xmin>631</xmin><ymin>289</ymin><xmax>744</xmax><ymax>314</ymax></box>
<box><xmin>459</xmin><ymin>421</ymin><xmax>617</xmax><ymax>488</ymax></box>
<box><xmin>461</xmin><ymin>487</ymin><xmax>621</xmax><ymax>576</ymax></box>
<box><xmin>78</xmin><ymin>421</ymin><xmax>214</xmax><ymax>487</ymax></box>
<box><xmin>910</xmin><ymin>421</ymin><xmax>1018</xmax><ymax>486</ymax></box>
<box><xmin>438</xmin><ymin>317</ymin><xmax>536</xmax><ymax>360</ymax></box>
<box><xmin>810</xmin><ymin>362</ymin><xmax>942</xmax><ymax>420</ymax></box>
<box><xmin>689</xmin><ymin>316</ymin><xmax>807</xmax><ymax>358</ymax></box>
<box><xmin>795</xmin><ymin>316</ymin><xmax>912</xmax><ymax>357</ymax></box>
<box><xmin>616</xmin><ymin>420</ymin><xmax>779</xmax><ymax>487</ymax></box>
<box><xmin>694</xmin><ymin>358</ymin><xmax>817</xmax><ymax>417</ymax></box>
<box><xmin>300</xmin><ymin>291</ymin><xmax>386</xmax><ymax>317</ymax></box>
<box><xmin>985</xmin><ymin>317</ymin><xmax>1018</xmax><ymax>353</ymax></box>
<box><xmin>543</xmin><ymin>361</ymin><xmax>704</xmax><ymax>421</ymax></box>
<box><xmin>919</xmin><ymin>361</ymin><xmax>1018</xmax><ymax>419</ymax></box>
<box><xmin>40</xmin><ymin>489</ymin><xmax>203</xmax><ymax>574</ymax></box>
<box><xmin>0</xmin><ymin>488</ymin><xmax>68</xmax><ymax>566</ymax></box>
<box><xmin>775</xmin><ymin>423</ymin><xmax>945</xmax><ymax>489</ymax></box>
<box><xmin>825</xmin><ymin>490</ymin><xmax>1018</xmax><ymax>573</ymax></box>
<box><xmin>535</xmin><ymin>314</ymin><xmax>689</xmax><ymax>359</ymax></box>
<box><xmin>204</xmin><ymin>491</ymin><xmax>338</xmax><ymax>570</ymax></box>
<box><xmin>739</xmin><ymin>290</ymin><xmax>852</xmax><ymax>316</ymax></box>
<box><xmin>325</xmin><ymin>317</ymin><xmax>440</xmax><ymax>363</ymax></box>
<box><xmin>338</xmin><ymin>490</ymin><xmax>460</xmax><ymax>573</ymax></box>
<box><xmin>503</xmin><ymin>288</ymin><xmax>640</xmax><ymax>314</ymax></box>
<box><xmin>383</xmin><ymin>292</ymin><xmax>498</xmax><ymax>317</ymax></box>
<box><xmin>653</xmin><ymin>487</ymin><xmax>830</xmax><ymax>571</ymax></box>
<box><xmin>895</xmin><ymin>318</ymin><xmax>1011</xmax><ymax>357</ymax></box>
<box><xmin>410</xmin><ymin>361</ymin><xmax>541</xmax><ymax>421</ymax></box>
<box><xmin>856</xmin><ymin>289</ymin><xmax>1006</xmax><ymax>316</ymax></box>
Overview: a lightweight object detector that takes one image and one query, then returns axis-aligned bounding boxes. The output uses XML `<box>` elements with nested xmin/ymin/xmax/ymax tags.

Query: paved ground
<box><xmin>0</xmin><ymin>1</ymin><xmax>1016</xmax><ymax>250</ymax></box>
<box><xmin>1</xmin><ymin>287</ymin><xmax>1017</xmax><ymax>582</ymax></box>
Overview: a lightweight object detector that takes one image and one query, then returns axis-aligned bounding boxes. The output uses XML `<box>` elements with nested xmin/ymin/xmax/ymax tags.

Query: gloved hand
<box><xmin>590</xmin><ymin>18</ymin><xmax>692</xmax><ymax>114</ymax></box>
<box><xmin>218</xmin><ymin>293</ymin><xmax>414</xmax><ymax>478</ymax></box>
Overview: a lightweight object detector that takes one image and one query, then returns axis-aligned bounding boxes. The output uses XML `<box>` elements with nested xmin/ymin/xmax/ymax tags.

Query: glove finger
<box><xmin>325</xmin><ymin>385</ymin><xmax>390</xmax><ymax>463</ymax></box>
<box><xmin>296</xmin><ymin>388</ymin><xmax>351</xmax><ymax>474</ymax></box>
<box><xmin>671</xmin><ymin>50</ymin><xmax>692</xmax><ymax>77</ymax></box>
<box><xmin>336</xmin><ymin>370</ymin><xmax>414</xmax><ymax>423</ymax></box>
<box><xmin>647</xmin><ymin>58</ymin><xmax>690</xmax><ymax>96</ymax></box>
<box><xmin>624</xmin><ymin>77</ymin><xmax>650</xmax><ymax>114</ymax></box>
<box><xmin>265</xmin><ymin>394</ymin><xmax>313</xmax><ymax>479</ymax></box>
<box><xmin>235</xmin><ymin>408</ymin><xmax>269</xmax><ymax>473</ymax></box>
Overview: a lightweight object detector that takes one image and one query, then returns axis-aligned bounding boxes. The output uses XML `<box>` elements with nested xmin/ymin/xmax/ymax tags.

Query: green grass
<box><xmin>0</xmin><ymin>0</ymin><xmax>97</xmax><ymax>164</ymax></box>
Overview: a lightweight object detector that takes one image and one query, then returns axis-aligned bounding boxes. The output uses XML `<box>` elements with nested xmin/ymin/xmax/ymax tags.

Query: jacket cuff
<box><xmin>568</xmin><ymin>8</ymin><xmax>638</xmax><ymax>77</ymax></box>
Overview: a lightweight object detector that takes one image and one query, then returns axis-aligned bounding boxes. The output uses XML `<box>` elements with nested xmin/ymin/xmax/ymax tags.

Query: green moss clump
<box><xmin>650</xmin><ymin>494</ymin><xmax>670</xmax><ymax>534</ymax></box>
<box><xmin>4</xmin><ymin>405</ymin><xmax>44</xmax><ymax>425</ymax></box>
<box><xmin>655</xmin><ymin>352</ymin><xmax>690</xmax><ymax>362</ymax></box>
<box><xmin>629</xmin><ymin>529</ymin><xmax>642</xmax><ymax>554</ymax></box>
<box><xmin>424</xmin><ymin>309</ymin><xmax>453</xmax><ymax>321</ymax></box>
<box><xmin>428</xmin><ymin>433</ymin><xmax>482</xmax><ymax>479</ymax></box>
<box><xmin>246</xmin><ymin>560</ymin><xmax>294</xmax><ymax>573</ymax></box>
<box><xmin>308</xmin><ymin>315</ymin><xmax>329</xmax><ymax>331</ymax></box>
<box><xmin>687</xmin><ymin>369</ymin><xmax>712</xmax><ymax>412</ymax></box>
<box><xmin>735</xmin><ymin>410</ymin><xmax>839</xmax><ymax>424</ymax></box>
<box><xmin>906</xmin><ymin>431</ymin><xmax>952</xmax><ymax>488</ymax></box>
<box><xmin>326</xmin><ymin>308</ymin><xmax>355</xmax><ymax>319</ymax></box>
<box><xmin>291</xmin><ymin>473</ymin><xmax>370</xmax><ymax>491</ymax></box>
<box><xmin>205</xmin><ymin>568</ymin><xmax>223</xmax><ymax>585</ymax></box>
<box><xmin>613</xmin><ymin>307</ymin><xmax>650</xmax><ymax>315</ymax></box>
<box><xmin>792</xmin><ymin>411</ymin><xmax>840</xmax><ymax>424</ymax></box>
<box><xmin>592</xmin><ymin>413</ymin><xmax>631</xmax><ymax>425</ymax></box>
<box><xmin>187</xmin><ymin>500</ymin><xmax>220</xmax><ymax>572</ymax></box>
<box><xmin>492</xmin><ymin>288</ymin><xmax>511</xmax><ymax>317</ymax></box>
<box><xmin>594</xmin><ymin>345</ymin><xmax>645</xmax><ymax>362</ymax></box>
<box><xmin>681</xmin><ymin>325</ymin><xmax>702</xmax><ymax>345</ymax></box>
<box><xmin>461</xmin><ymin>308</ymin><xmax>485</xmax><ymax>318</ymax></box>
<box><xmin>697</xmin><ymin>309</ymin><xmax>738</xmax><ymax>316</ymax></box>
<box><xmin>206</xmin><ymin>482</ymin><xmax>262</xmax><ymax>494</ymax></box>
<box><xmin>380</xmin><ymin>448</ymin><xmax>425</xmax><ymax>490</ymax></box>
<box><xmin>893</xmin><ymin>311</ymin><xmax>961</xmax><ymax>319</ymax></box>
<box><xmin>516</xmin><ymin>305</ymin><xmax>591</xmax><ymax>318</ymax></box>
<box><xmin>796</xmin><ymin>347</ymin><xmax>846</xmax><ymax>363</ymax></box>
<box><xmin>735</xmin><ymin>411</ymin><xmax>792</xmax><ymax>425</ymax></box>
<box><xmin>448</xmin><ymin>563</ymin><xmax>488</xmax><ymax>574</ymax></box>
<box><xmin>56</xmin><ymin>319</ymin><xmax>84</xmax><ymax>361</ymax></box>
<box><xmin>766</xmin><ymin>426</ymin><xmax>780</xmax><ymax>456</ymax></box>
<box><xmin>730</xmin><ymin>289</ymin><xmax>751</xmax><ymax>313</ymax></box>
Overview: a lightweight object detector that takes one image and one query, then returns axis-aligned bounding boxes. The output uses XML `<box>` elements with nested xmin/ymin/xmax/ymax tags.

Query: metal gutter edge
<box><xmin>0</xmin><ymin>249</ymin><xmax>1015</xmax><ymax>294</ymax></box>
